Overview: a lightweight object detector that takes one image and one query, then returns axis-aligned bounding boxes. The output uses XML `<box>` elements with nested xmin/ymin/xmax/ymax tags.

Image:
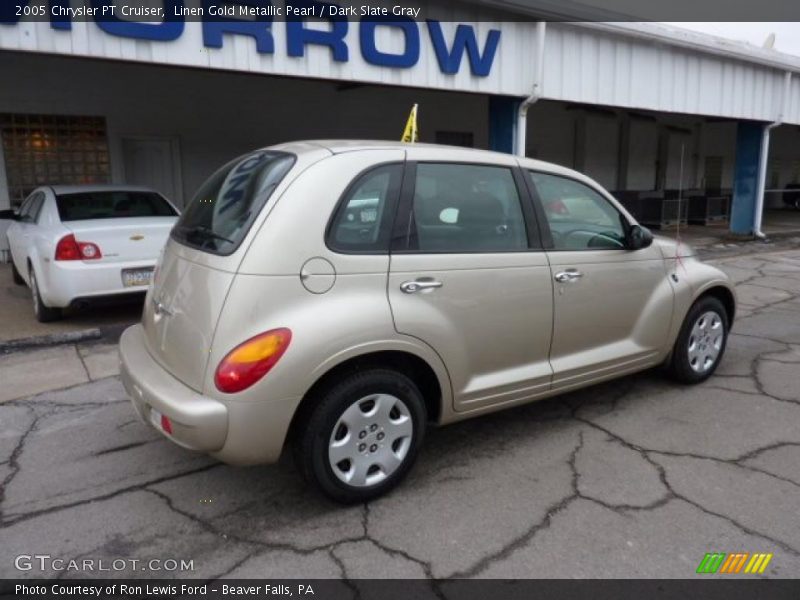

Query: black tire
<box><xmin>11</xmin><ymin>262</ymin><xmax>24</xmax><ymax>285</ymax></box>
<box><xmin>30</xmin><ymin>269</ymin><xmax>62</xmax><ymax>323</ymax></box>
<box><xmin>668</xmin><ymin>296</ymin><xmax>729</xmax><ymax>384</ymax></box>
<box><xmin>294</xmin><ymin>368</ymin><xmax>427</xmax><ymax>504</ymax></box>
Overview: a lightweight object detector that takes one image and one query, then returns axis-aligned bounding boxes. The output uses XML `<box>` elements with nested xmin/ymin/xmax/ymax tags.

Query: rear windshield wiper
<box><xmin>175</xmin><ymin>224</ymin><xmax>234</xmax><ymax>245</ymax></box>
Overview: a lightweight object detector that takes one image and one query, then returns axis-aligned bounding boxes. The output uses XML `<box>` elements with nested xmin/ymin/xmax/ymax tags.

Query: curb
<box><xmin>697</xmin><ymin>234</ymin><xmax>800</xmax><ymax>259</ymax></box>
<box><xmin>0</xmin><ymin>328</ymin><xmax>103</xmax><ymax>355</ymax></box>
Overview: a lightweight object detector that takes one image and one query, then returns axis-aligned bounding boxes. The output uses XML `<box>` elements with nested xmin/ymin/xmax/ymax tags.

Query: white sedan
<box><xmin>3</xmin><ymin>185</ymin><xmax>179</xmax><ymax>322</ymax></box>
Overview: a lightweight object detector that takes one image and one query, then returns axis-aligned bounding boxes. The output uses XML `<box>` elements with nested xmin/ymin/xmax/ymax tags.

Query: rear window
<box><xmin>172</xmin><ymin>151</ymin><xmax>295</xmax><ymax>255</ymax></box>
<box><xmin>56</xmin><ymin>191</ymin><xmax>177</xmax><ymax>221</ymax></box>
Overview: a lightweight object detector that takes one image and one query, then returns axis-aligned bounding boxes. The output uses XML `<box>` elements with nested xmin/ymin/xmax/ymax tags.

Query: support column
<box><xmin>0</xmin><ymin>133</ymin><xmax>8</xmax><ymax>211</ymax></box>
<box><xmin>730</xmin><ymin>122</ymin><xmax>765</xmax><ymax>235</ymax></box>
<box><xmin>488</xmin><ymin>96</ymin><xmax>519</xmax><ymax>155</ymax></box>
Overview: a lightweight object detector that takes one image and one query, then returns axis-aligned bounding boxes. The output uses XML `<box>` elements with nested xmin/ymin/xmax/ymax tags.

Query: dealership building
<box><xmin>2</xmin><ymin>1</ymin><xmax>800</xmax><ymax>257</ymax></box>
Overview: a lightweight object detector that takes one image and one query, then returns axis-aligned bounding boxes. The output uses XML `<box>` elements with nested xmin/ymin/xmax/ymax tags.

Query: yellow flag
<box><xmin>401</xmin><ymin>104</ymin><xmax>419</xmax><ymax>143</ymax></box>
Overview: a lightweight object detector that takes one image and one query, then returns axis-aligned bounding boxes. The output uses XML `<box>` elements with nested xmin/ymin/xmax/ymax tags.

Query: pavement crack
<box><xmin>0</xmin><ymin>406</ymin><xmax>38</xmax><ymax>522</ymax></box>
<box><xmin>1</xmin><ymin>463</ymin><xmax>223</xmax><ymax>527</ymax></box>
<box><xmin>92</xmin><ymin>440</ymin><xmax>154</xmax><ymax>456</ymax></box>
<box><xmin>574</xmin><ymin>412</ymin><xmax>800</xmax><ymax>556</ymax></box>
<box><xmin>646</xmin><ymin>453</ymin><xmax>800</xmax><ymax>557</ymax></box>
<box><xmin>735</xmin><ymin>441</ymin><xmax>800</xmax><ymax>462</ymax></box>
<box><xmin>73</xmin><ymin>344</ymin><xmax>92</xmax><ymax>382</ymax></box>
<box><xmin>447</xmin><ymin>431</ymin><xmax>584</xmax><ymax>579</ymax></box>
<box><xmin>326</xmin><ymin>550</ymin><xmax>360</xmax><ymax>600</ymax></box>
<box><xmin>360</xmin><ymin>502</ymin><xmax>443</xmax><ymax>593</ymax></box>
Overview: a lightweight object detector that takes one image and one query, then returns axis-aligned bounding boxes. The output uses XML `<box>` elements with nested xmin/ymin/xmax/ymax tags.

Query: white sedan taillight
<box><xmin>55</xmin><ymin>234</ymin><xmax>103</xmax><ymax>261</ymax></box>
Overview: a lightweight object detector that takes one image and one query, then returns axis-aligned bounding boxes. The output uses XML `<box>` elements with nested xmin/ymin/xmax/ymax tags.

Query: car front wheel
<box><xmin>30</xmin><ymin>269</ymin><xmax>62</xmax><ymax>323</ymax></box>
<box><xmin>668</xmin><ymin>296</ymin><xmax>728</xmax><ymax>384</ymax></box>
<box><xmin>294</xmin><ymin>369</ymin><xmax>426</xmax><ymax>503</ymax></box>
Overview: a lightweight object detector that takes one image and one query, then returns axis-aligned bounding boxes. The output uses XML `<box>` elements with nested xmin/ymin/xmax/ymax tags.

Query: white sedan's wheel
<box><xmin>30</xmin><ymin>270</ymin><xmax>62</xmax><ymax>323</ymax></box>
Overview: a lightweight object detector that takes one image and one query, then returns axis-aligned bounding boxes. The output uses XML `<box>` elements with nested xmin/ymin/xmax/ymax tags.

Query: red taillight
<box><xmin>55</xmin><ymin>234</ymin><xmax>80</xmax><ymax>261</ymax></box>
<box><xmin>215</xmin><ymin>328</ymin><xmax>292</xmax><ymax>394</ymax></box>
<box><xmin>55</xmin><ymin>234</ymin><xmax>102</xmax><ymax>261</ymax></box>
<box><xmin>160</xmin><ymin>414</ymin><xmax>173</xmax><ymax>435</ymax></box>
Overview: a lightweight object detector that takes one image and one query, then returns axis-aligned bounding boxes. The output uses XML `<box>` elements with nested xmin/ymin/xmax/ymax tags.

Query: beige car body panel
<box><xmin>544</xmin><ymin>244</ymin><xmax>673</xmax><ymax>391</ymax></box>
<box><xmin>119</xmin><ymin>140</ymin><xmax>736</xmax><ymax>466</ymax></box>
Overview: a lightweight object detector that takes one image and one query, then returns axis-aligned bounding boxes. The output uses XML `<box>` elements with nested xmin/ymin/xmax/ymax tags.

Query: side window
<box><xmin>17</xmin><ymin>194</ymin><xmax>35</xmax><ymax>219</ymax></box>
<box><xmin>28</xmin><ymin>193</ymin><xmax>45</xmax><ymax>223</ymax></box>
<box><xmin>407</xmin><ymin>163</ymin><xmax>528</xmax><ymax>253</ymax></box>
<box><xmin>328</xmin><ymin>164</ymin><xmax>402</xmax><ymax>253</ymax></box>
<box><xmin>528</xmin><ymin>172</ymin><xmax>626</xmax><ymax>251</ymax></box>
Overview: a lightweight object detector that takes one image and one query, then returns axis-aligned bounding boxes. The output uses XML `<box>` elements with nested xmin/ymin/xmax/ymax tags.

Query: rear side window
<box><xmin>327</xmin><ymin>164</ymin><xmax>402</xmax><ymax>253</ymax></box>
<box><xmin>173</xmin><ymin>151</ymin><xmax>295</xmax><ymax>255</ymax></box>
<box><xmin>402</xmin><ymin>163</ymin><xmax>528</xmax><ymax>253</ymax></box>
<box><xmin>28</xmin><ymin>193</ymin><xmax>45</xmax><ymax>222</ymax></box>
<box><xmin>56</xmin><ymin>191</ymin><xmax>177</xmax><ymax>222</ymax></box>
<box><xmin>21</xmin><ymin>192</ymin><xmax>45</xmax><ymax>223</ymax></box>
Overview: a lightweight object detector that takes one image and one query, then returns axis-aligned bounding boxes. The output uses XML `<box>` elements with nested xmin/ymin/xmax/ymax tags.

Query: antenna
<box><xmin>674</xmin><ymin>142</ymin><xmax>685</xmax><ymax>274</ymax></box>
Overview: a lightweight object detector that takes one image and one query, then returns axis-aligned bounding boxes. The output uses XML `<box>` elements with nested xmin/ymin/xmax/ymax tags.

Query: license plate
<box><xmin>122</xmin><ymin>267</ymin><xmax>154</xmax><ymax>288</ymax></box>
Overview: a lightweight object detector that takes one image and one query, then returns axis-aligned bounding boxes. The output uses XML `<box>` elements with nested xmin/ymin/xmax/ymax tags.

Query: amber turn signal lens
<box><xmin>214</xmin><ymin>328</ymin><xmax>292</xmax><ymax>393</ymax></box>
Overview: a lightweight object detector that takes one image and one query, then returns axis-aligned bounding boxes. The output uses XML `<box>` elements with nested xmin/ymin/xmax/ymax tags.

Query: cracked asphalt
<box><xmin>1</xmin><ymin>249</ymin><xmax>799</xmax><ymax>581</ymax></box>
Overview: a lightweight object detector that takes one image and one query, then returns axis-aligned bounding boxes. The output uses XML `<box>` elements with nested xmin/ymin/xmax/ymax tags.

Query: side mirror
<box><xmin>627</xmin><ymin>224</ymin><xmax>653</xmax><ymax>250</ymax></box>
<box><xmin>0</xmin><ymin>209</ymin><xmax>18</xmax><ymax>221</ymax></box>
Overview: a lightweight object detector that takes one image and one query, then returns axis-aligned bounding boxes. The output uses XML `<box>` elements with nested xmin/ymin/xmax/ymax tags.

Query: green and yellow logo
<box><xmin>696</xmin><ymin>552</ymin><xmax>773</xmax><ymax>574</ymax></box>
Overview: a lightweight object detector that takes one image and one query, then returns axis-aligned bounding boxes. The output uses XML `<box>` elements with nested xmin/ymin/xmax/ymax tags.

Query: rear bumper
<box><xmin>40</xmin><ymin>259</ymin><xmax>155</xmax><ymax>308</ymax></box>
<box><xmin>69</xmin><ymin>291</ymin><xmax>146</xmax><ymax>309</ymax></box>
<box><xmin>119</xmin><ymin>324</ymin><xmax>299</xmax><ymax>465</ymax></box>
<box><xmin>119</xmin><ymin>325</ymin><xmax>228</xmax><ymax>453</ymax></box>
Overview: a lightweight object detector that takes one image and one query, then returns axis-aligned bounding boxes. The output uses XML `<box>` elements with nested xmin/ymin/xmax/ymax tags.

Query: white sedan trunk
<box><xmin>64</xmin><ymin>217</ymin><xmax>176</xmax><ymax>264</ymax></box>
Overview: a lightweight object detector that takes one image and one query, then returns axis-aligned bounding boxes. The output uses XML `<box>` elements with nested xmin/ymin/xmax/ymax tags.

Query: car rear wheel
<box><xmin>11</xmin><ymin>262</ymin><xmax>24</xmax><ymax>285</ymax></box>
<box><xmin>30</xmin><ymin>269</ymin><xmax>62</xmax><ymax>323</ymax></box>
<box><xmin>294</xmin><ymin>369</ymin><xmax>426</xmax><ymax>503</ymax></box>
<box><xmin>668</xmin><ymin>296</ymin><xmax>728</xmax><ymax>384</ymax></box>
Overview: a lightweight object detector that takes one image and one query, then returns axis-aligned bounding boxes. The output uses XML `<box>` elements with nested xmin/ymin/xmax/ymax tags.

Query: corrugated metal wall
<box><xmin>543</xmin><ymin>24</ymin><xmax>793</xmax><ymax>124</ymax></box>
<box><xmin>0</xmin><ymin>16</ymin><xmax>797</xmax><ymax>124</ymax></box>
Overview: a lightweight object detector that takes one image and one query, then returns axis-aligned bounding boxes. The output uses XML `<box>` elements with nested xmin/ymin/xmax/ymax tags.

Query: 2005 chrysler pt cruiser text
<box><xmin>119</xmin><ymin>140</ymin><xmax>735</xmax><ymax>503</ymax></box>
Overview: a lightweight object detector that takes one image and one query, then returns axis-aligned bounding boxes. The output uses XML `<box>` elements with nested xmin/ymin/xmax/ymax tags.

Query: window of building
<box><xmin>0</xmin><ymin>114</ymin><xmax>110</xmax><ymax>209</ymax></box>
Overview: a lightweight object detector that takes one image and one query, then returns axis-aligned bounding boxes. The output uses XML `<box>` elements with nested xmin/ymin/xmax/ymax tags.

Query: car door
<box><xmin>525</xmin><ymin>170</ymin><xmax>674</xmax><ymax>391</ymax></box>
<box><xmin>18</xmin><ymin>191</ymin><xmax>44</xmax><ymax>259</ymax></box>
<box><xmin>7</xmin><ymin>192</ymin><xmax>40</xmax><ymax>279</ymax></box>
<box><xmin>388</xmin><ymin>158</ymin><xmax>554</xmax><ymax>413</ymax></box>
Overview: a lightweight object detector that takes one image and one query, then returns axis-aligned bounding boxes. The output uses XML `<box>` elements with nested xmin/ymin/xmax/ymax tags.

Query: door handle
<box><xmin>400</xmin><ymin>278</ymin><xmax>443</xmax><ymax>294</ymax></box>
<box><xmin>554</xmin><ymin>269</ymin><xmax>584</xmax><ymax>283</ymax></box>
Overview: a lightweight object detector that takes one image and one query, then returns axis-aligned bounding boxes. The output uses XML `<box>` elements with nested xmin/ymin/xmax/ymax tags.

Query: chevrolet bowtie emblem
<box><xmin>130</xmin><ymin>234</ymin><xmax>145</xmax><ymax>241</ymax></box>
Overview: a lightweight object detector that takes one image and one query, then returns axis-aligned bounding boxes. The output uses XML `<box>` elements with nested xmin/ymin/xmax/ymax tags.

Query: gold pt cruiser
<box><xmin>119</xmin><ymin>141</ymin><xmax>735</xmax><ymax>502</ymax></box>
